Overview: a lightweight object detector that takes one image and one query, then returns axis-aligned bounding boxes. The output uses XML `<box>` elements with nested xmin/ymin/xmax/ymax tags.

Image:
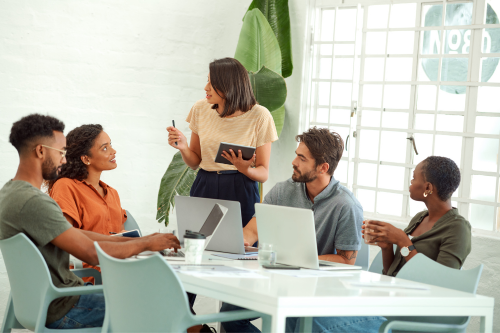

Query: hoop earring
<box><xmin>423</xmin><ymin>191</ymin><xmax>428</xmax><ymax>197</ymax></box>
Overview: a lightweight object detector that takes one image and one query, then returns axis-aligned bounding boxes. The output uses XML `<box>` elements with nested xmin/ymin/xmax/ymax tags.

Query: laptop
<box><xmin>255</xmin><ymin>204</ymin><xmax>362</xmax><ymax>271</ymax></box>
<box><xmin>162</xmin><ymin>203</ymin><xmax>228</xmax><ymax>261</ymax></box>
<box><xmin>175</xmin><ymin>196</ymin><xmax>251</xmax><ymax>254</ymax></box>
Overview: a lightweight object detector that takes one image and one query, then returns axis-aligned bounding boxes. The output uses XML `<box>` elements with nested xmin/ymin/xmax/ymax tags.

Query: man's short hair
<box><xmin>9</xmin><ymin>114</ymin><xmax>65</xmax><ymax>154</ymax></box>
<box><xmin>295</xmin><ymin>127</ymin><xmax>344</xmax><ymax>176</ymax></box>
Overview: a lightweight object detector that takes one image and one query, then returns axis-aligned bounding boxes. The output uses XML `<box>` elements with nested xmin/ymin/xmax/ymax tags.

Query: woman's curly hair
<box><xmin>49</xmin><ymin>124</ymin><xmax>103</xmax><ymax>191</ymax></box>
<box><xmin>421</xmin><ymin>156</ymin><xmax>461</xmax><ymax>201</ymax></box>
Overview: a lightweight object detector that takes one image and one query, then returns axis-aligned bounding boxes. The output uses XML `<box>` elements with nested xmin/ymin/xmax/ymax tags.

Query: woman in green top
<box><xmin>363</xmin><ymin>156</ymin><xmax>472</xmax><ymax>276</ymax></box>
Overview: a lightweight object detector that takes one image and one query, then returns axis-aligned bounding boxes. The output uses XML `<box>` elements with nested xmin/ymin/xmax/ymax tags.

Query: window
<box><xmin>304</xmin><ymin>0</ymin><xmax>500</xmax><ymax>230</ymax></box>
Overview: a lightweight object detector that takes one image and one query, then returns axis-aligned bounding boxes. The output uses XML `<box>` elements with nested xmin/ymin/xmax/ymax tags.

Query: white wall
<box><xmin>0</xmin><ymin>1</ymin><xmax>498</xmax><ymax>332</ymax></box>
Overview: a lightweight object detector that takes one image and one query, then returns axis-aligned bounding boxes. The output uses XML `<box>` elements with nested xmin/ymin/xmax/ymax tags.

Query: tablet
<box><xmin>214</xmin><ymin>142</ymin><xmax>256</xmax><ymax>165</ymax></box>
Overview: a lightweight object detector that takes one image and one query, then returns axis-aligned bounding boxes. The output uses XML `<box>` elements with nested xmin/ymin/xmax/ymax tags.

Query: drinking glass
<box><xmin>258</xmin><ymin>243</ymin><xmax>276</xmax><ymax>266</ymax></box>
<box><xmin>364</xmin><ymin>220</ymin><xmax>376</xmax><ymax>245</ymax></box>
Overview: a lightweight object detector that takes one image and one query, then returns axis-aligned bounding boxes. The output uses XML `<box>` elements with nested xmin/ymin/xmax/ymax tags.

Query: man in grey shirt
<box><xmin>221</xmin><ymin>127</ymin><xmax>385</xmax><ymax>333</ymax></box>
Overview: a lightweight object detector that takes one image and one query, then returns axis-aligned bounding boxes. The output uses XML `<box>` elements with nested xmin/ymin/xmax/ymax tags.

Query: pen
<box><xmin>172</xmin><ymin>120</ymin><xmax>178</xmax><ymax>146</ymax></box>
<box><xmin>109</xmin><ymin>232</ymin><xmax>117</xmax><ymax>234</ymax></box>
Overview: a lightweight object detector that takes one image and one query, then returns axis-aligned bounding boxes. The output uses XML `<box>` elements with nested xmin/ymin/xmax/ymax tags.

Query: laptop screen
<box><xmin>198</xmin><ymin>204</ymin><xmax>224</xmax><ymax>237</ymax></box>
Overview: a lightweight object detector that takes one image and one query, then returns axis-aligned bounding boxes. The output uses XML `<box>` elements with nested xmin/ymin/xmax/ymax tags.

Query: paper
<box><xmin>178</xmin><ymin>270</ymin><xmax>268</xmax><ymax>278</ymax></box>
<box><xmin>270</xmin><ymin>270</ymin><xmax>354</xmax><ymax>278</ymax></box>
<box><xmin>343</xmin><ymin>281</ymin><xmax>430</xmax><ymax>291</ymax></box>
<box><xmin>211</xmin><ymin>253</ymin><xmax>258</xmax><ymax>260</ymax></box>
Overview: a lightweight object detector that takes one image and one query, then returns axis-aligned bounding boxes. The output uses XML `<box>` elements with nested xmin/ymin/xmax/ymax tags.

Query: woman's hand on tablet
<box><xmin>222</xmin><ymin>149</ymin><xmax>256</xmax><ymax>172</ymax></box>
<box><xmin>166</xmin><ymin>126</ymin><xmax>187</xmax><ymax>150</ymax></box>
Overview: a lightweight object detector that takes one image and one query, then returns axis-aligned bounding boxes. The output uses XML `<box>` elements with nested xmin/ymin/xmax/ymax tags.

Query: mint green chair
<box><xmin>355</xmin><ymin>241</ymin><xmax>370</xmax><ymax>270</ymax></box>
<box><xmin>0</xmin><ymin>233</ymin><xmax>103</xmax><ymax>333</ymax></box>
<box><xmin>368</xmin><ymin>245</ymin><xmax>398</xmax><ymax>274</ymax></box>
<box><xmin>95</xmin><ymin>242</ymin><xmax>269</xmax><ymax>333</ymax></box>
<box><xmin>379</xmin><ymin>253</ymin><xmax>483</xmax><ymax>333</ymax></box>
<box><xmin>123</xmin><ymin>210</ymin><xmax>142</xmax><ymax>236</ymax></box>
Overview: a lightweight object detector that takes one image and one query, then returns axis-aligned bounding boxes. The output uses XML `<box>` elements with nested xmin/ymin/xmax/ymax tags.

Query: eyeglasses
<box><xmin>33</xmin><ymin>145</ymin><xmax>67</xmax><ymax>159</ymax></box>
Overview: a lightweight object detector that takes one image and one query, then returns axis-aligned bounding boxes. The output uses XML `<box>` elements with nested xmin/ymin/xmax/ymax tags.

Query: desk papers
<box><xmin>172</xmin><ymin>265</ymin><xmax>268</xmax><ymax>278</ymax></box>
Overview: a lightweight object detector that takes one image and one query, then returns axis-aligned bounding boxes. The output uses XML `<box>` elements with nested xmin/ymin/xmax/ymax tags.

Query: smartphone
<box><xmin>262</xmin><ymin>264</ymin><xmax>301</xmax><ymax>270</ymax></box>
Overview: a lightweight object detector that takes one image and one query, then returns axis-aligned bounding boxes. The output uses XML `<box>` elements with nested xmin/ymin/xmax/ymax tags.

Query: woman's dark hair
<box><xmin>421</xmin><ymin>156</ymin><xmax>461</xmax><ymax>201</ymax></box>
<box><xmin>209</xmin><ymin>57</ymin><xmax>257</xmax><ymax>117</ymax></box>
<box><xmin>295</xmin><ymin>127</ymin><xmax>344</xmax><ymax>176</ymax></box>
<box><xmin>48</xmin><ymin>124</ymin><xmax>103</xmax><ymax>191</ymax></box>
<box><xmin>9</xmin><ymin>114</ymin><xmax>65</xmax><ymax>154</ymax></box>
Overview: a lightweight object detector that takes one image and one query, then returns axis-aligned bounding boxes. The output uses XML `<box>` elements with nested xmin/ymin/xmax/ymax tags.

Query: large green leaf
<box><xmin>235</xmin><ymin>8</ymin><xmax>282</xmax><ymax>75</ymax></box>
<box><xmin>156</xmin><ymin>152</ymin><xmax>198</xmax><ymax>226</ymax></box>
<box><xmin>245</xmin><ymin>0</ymin><xmax>293</xmax><ymax>78</ymax></box>
<box><xmin>270</xmin><ymin>105</ymin><xmax>285</xmax><ymax>137</ymax></box>
<box><xmin>249</xmin><ymin>66</ymin><xmax>287</xmax><ymax>112</ymax></box>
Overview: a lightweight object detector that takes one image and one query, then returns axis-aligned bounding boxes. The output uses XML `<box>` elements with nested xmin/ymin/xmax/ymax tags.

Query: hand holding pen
<box><xmin>166</xmin><ymin>121</ymin><xmax>187</xmax><ymax>150</ymax></box>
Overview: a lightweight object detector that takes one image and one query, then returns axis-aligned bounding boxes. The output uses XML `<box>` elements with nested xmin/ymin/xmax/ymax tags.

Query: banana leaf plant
<box><xmin>157</xmin><ymin>4</ymin><xmax>291</xmax><ymax>226</ymax></box>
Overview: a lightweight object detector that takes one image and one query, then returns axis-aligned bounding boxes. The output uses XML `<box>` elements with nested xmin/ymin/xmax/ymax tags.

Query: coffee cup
<box><xmin>184</xmin><ymin>230</ymin><xmax>206</xmax><ymax>264</ymax></box>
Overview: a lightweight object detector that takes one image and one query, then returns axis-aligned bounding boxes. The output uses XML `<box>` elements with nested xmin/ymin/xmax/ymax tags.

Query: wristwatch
<box><xmin>400</xmin><ymin>244</ymin><xmax>416</xmax><ymax>257</ymax></box>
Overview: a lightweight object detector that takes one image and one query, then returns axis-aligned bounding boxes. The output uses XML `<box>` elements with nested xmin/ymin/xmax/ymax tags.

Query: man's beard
<box><xmin>42</xmin><ymin>158</ymin><xmax>59</xmax><ymax>181</ymax></box>
<box><xmin>292</xmin><ymin>167</ymin><xmax>318</xmax><ymax>183</ymax></box>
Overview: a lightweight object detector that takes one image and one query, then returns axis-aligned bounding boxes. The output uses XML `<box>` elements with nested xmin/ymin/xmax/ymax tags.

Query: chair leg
<box><xmin>1</xmin><ymin>294</ymin><xmax>24</xmax><ymax>333</ymax></box>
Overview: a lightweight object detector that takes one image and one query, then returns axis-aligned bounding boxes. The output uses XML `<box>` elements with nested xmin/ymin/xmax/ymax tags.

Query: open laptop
<box><xmin>255</xmin><ymin>204</ymin><xmax>362</xmax><ymax>271</ymax></box>
<box><xmin>162</xmin><ymin>203</ymin><xmax>228</xmax><ymax>261</ymax></box>
<box><xmin>175</xmin><ymin>196</ymin><xmax>252</xmax><ymax>254</ymax></box>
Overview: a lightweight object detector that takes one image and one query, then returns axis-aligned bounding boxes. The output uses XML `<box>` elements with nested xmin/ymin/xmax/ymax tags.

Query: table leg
<box><xmin>262</xmin><ymin>312</ymin><xmax>286</xmax><ymax>333</ymax></box>
<box><xmin>298</xmin><ymin>317</ymin><xmax>313</xmax><ymax>333</ymax></box>
<box><xmin>480</xmin><ymin>310</ymin><xmax>493</xmax><ymax>333</ymax></box>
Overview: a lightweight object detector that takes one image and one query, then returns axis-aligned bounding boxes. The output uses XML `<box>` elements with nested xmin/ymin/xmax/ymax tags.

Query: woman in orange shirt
<box><xmin>49</xmin><ymin>124</ymin><xmax>126</xmax><ymax>282</ymax></box>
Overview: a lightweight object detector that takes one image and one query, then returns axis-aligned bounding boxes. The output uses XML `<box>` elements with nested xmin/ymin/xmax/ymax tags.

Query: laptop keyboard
<box><xmin>160</xmin><ymin>250</ymin><xmax>185</xmax><ymax>257</ymax></box>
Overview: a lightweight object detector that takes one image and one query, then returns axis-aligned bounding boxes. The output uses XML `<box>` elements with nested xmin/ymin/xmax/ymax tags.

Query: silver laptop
<box><xmin>175</xmin><ymin>196</ymin><xmax>248</xmax><ymax>254</ymax></box>
<box><xmin>255</xmin><ymin>204</ymin><xmax>362</xmax><ymax>271</ymax></box>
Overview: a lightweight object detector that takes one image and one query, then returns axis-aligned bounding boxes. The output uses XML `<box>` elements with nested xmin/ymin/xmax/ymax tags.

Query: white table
<box><xmin>172</xmin><ymin>252</ymin><xmax>494</xmax><ymax>333</ymax></box>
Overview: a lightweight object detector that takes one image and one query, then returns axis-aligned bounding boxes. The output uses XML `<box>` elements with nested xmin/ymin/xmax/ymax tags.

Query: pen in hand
<box><xmin>172</xmin><ymin>120</ymin><xmax>178</xmax><ymax>146</ymax></box>
<box><xmin>109</xmin><ymin>232</ymin><xmax>117</xmax><ymax>235</ymax></box>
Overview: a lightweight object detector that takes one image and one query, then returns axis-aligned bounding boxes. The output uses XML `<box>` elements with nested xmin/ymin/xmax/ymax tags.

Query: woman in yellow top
<box><xmin>167</xmin><ymin>57</ymin><xmax>278</xmax><ymax>228</ymax></box>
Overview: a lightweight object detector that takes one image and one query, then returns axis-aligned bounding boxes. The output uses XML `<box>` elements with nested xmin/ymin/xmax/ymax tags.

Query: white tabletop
<box><xmin>170</xmin><ymin>251</ymin><xmax>494</xmax><ymax>333</ymax></box>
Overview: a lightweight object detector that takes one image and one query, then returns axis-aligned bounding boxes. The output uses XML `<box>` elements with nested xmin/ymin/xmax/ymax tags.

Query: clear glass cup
<box><xmin>363</xmin><ymin>220</ymin><xmax>376</xmax><ymax>245</ymax></box>
<box><xmin>258</xmin><ymin>243</ymin><xmax>276</xmax><ymax>266</ymax></box>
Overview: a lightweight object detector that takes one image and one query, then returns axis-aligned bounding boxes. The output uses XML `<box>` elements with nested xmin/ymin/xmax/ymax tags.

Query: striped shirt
<box><xmin>186</xmin><ymin>99</ymin><xmax>278</xmax><ymax>172</ymax></box>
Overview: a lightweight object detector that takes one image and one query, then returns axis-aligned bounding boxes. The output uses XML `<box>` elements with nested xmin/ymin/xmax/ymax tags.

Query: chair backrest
<box><xmin>0</xmin><ymin>233</ymin><xmax>53</xmax><ymax>330</ymax></box>
<box><xmin>355</xmin><ymin>241</ymin><xmax>369</xmax><ymax>270</ymax></box>
<box><xmin>95</xmin><ymin>243</ymin><xmax>193</xmax><ymax>332</ymax></box>
<box><xmin>124</xmin><ymin>210</ymin><xmax>142</xmax><ymax>236</ymax></box>
<box><xmin>368</xmin><ymin>244</ymin><xmax>397</xmax><ymax>274</ymax></box>
<box><xmin>397</xmin><ymin>253</ymin><xmax>483</xmax><ymax>294</ymax></box>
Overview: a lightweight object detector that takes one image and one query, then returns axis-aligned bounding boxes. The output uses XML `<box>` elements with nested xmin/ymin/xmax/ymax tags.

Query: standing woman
<box><xmin>167</xmin><ymin>57</ymin><xmax>278</xmax><ymax>228</ymax></box>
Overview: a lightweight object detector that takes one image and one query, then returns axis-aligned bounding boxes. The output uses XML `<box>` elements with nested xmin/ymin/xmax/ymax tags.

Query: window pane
<box><xmin>330</xmin><ymin>109</ymin><xmax>351</xmax><ymax>125</ymax></box>
<box><xmin>383</xmin><ymin>85</ymin><xmax>411</xmax><ymax>109</ymax></box>
<box><xmin>329</xmin><ymin>126</ymin><xmax>349</xmax><ymax>143</ymax></box>
<box><xmin>357</xmin><ymin>163</ymin><xmax>377</xmax><ymax>187</ymax></box>
<box><xmin>409</xmin><ymin>198</ymin><xmax>427</xmax><ymax>217</ymax></box>
<box><xmin>417</xmin><ymin>85</ymin><xmax>437</xmax><ymax>110</ymax></box>
<box><xmin>444</xmin><ymin>30</ymin><xmax>471</xmax><ymax>55</ymax></box>
<box><xmin>367</xmin><ymin>5</ymin><xmax>389</xmax><ymax>29</ymax></box>
<box><xmin>332</xmin><ymin>58</ymin><xmax>354</xmax><ymax>80</ymax></box>
<box><xmin>387</xmin><ymin>32</ymin><xmax>414</xmax><ymax>54</ymax></box>
<box><xmin>335</xmin><ymin>45</ymin><xmax>355</xmax><ymax>56</ymax></box>
<box><xmin>315</xmin><ymin>58</ymin><xmax>332</xmax><ymax>79</ymax></box>
<box><xmin>314</xmin><ymin>108</ymin><xmax>329</xmax><ymax>123</ymax></box>
<box><xmin>331</xmin><ymin>83</ymin><xmax>352</xmax><ymax>107</ymax></box>
<box><xmin>475</xmin><ymin>116</ymin><xmax>500</xmax><ymax>135</ymax></box>
<box><xmin>362</xmin><ymin>84</ymin><xmax>383</xmax><ymax>108</ymax></box>
<box><xmin>445</xmin><ymin>3</ymin><xmax>473</xmax><ymax>26</ymax></box>
<box><xmin>470</xmin><ymin>204</ymin><xmax>495</xmax><ymax>231</ymax></box>
<box><xmin>382</xmin><ymin>112</ymin><xmax>408</xmax><ymax>129</ymax></box>
<box><xmin>413</xmin><ymin>133</ymin><xmax>434</xmax><ymax>165</ymax></box>
<box><xmin>380</xmin><ymin>131</ymin><xmax>407</xmax><ymax>163</ymax></box>
<box><xmin>364</xmin><ymin>58</ymin><xmax>385</xmax><ymax>81</ymax></box>
<box><xmin>434</xmin><ymin>135</ymin><xmax>462</xmax><ymax>166</ymax></box>
<box><xmin>378</xmin><ymin>165</ymin><xmax>405</xmax><ymax>190</ymax></box>
<box><xmin>357</xmin><ymin>189</ymin><xmax>376</xmax><ymax>213</ymax></box>
<box><xmin>438</xmin><ymin>86</ymin><xmax>466</xmax><ymax>111</ymax></box>
<box><xmin>366</xmin><ymin>32</ymin><xmax>387</xmax><ymax>55</ymax></box>
<box><xmin>473</xmin><ymin>138</ymin><xmax>499</xmax><ymax>172</ymax></box>
<box><xmin>422</xmin><ymin>4</ymin><xmax>443</xmax><ymax>27</ymax></box>
<box><xmin>477</xmin><ymin>86</ymin><xmax>500</xmax><ymax>113</ymax></box>
<box><xmin>480</xmin><ymin>57</ymin><xmax>500</xmax><ymax>83</ymax></box>
<box><xmin>441</xmin><ymin>58</ymin><xmax>468</xmax><ymax>82</ymax></box>
<box><xmin>385</xmin><ymin>58</ymin><xmax>413</xmax><ymax>81</ymax></box>
<box><xmin>319</xmin><ymin>44</ymin><xmax>333</xmax><ymax>56</ymax></box>
<box><xmin>359</xmin><ymin>129</ymin><xmax>380</xmax><ymax>160</ymax></box>
<box><xmin>414</xmin><ymin>113</ymin><xmax>435</xmax><ymax>131</ymax></box>
<box><xmin>318</xmin><ymin>10</ymin><xmax>335</xmax><ymax>41</ymax></box>
<box><xmin>317</xmin><ymin>82</ymin><xmax>330</xmax><ymax>106</ymax></box>
<box><xmin>436</xmin><ymin>114</ymin><xmax>464</xmax><ymax>132</ymax></box>
<box><xmin>418</xmin><ymin>58</ymin><xmax>439</xmax><ymax>82</ymax></box>
<box><xmin>377</xmin><ymin>192</ymin><xmax>403</xmax><ymax>216</ymax></box>
<box><xmin>421</xmin><ymin>30</ymin><xmax>442</xmax><ymax>54</ymax></box>
<box><xmin>390</xmin><ymin>4</ymin><xmax>416</xmax><ymax>28</ymax></box>
<box><xmin>471</xmin><ymin>175</ymin><xmax>497</xmax><ymax>202</ymax></box>
<box><xmin>361</xmin><ymin>110</ymin><xmax>381</xmax><ymax>127</ymax></box>
<box><xmin>481</xmin><ymin>28</ymin><xmax>500</xmax><ymax>53</ymax></box>
<box><xmin>336</xmin><ymin>160</ymin><xmax>348</xmax><ymax>183</ymax></box>
<box><xmin>335</xmin><ymin>8</ymin><xmax>357</xmax><ymax>41</ymax></box>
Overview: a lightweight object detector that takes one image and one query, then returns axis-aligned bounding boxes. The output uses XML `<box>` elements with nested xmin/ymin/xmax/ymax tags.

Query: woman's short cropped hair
<box><xmin>209</xmin><ymin>57</ymin><xmax>257</xmax><ymax>117</ymax></box>
<box><xmin>295</xmin><ymin>127</ymin><xmax>344</xmax><ymax>176</ymax></box>
<box><xmin>421</xmin><ymin>156</ymin><xmax>461</xmax><ymax>201</ymax></box>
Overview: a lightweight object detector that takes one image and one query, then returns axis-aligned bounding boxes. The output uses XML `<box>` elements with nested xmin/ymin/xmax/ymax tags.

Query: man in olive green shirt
<box><xmin>0</xmin><ymin>114</ymin><xmax>180</xmax><ymax>328</ymax></box>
